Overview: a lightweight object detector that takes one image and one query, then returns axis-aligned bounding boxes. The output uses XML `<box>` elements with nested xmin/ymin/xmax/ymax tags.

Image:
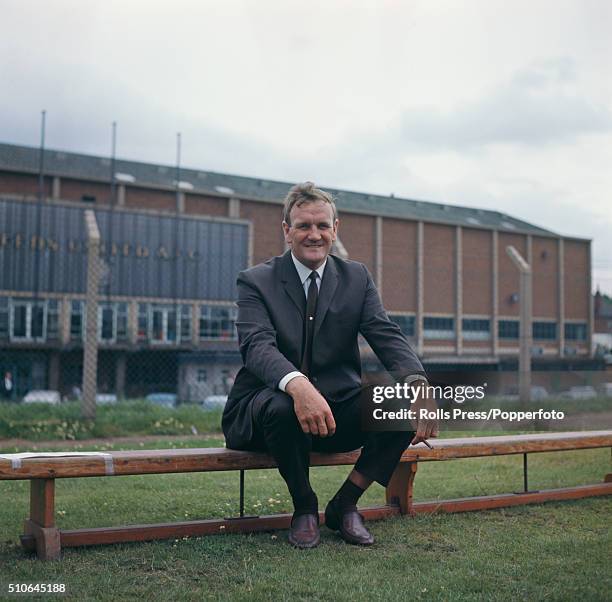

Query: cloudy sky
<box><xmin>2</xmin><ymin>0</ymin><xmax>611</xmax><ymax>293</ymax></box>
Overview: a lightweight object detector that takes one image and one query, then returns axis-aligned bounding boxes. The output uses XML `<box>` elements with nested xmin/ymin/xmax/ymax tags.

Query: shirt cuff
<box><xmin>278</xmin><ymin>371</ymin><xmax>307</xmax><ymax>392</ymax></box>
<box><xmin>403</xmin><ymin>374</ymin><xmax>428</xmax><ymax>386</ymax></box>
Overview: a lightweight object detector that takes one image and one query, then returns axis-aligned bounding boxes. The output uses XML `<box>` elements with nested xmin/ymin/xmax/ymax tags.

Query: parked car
<box><xmin>600</xmin><ymin>383</ymin><xmax>612</xmax><ymax>397</ymax></box>
<box><xmin>560</xmin><ymin>386</ymin><xmax>597</xmax><ymax>400</ymax></box>
<box><xmin>22</xmin><ymin>390</ymin><xmax>61</xmax><ymax>405</ymax></box>
<box><xmin>199</xmin><ymin>395</ymin><xmax>228</xmax><ymax>410</ymax></box>
<box><xmin>530</xmin><ymin>386</ymin><xmax>549</xmax><ymax>401</ymax></box>
<box><xmin>145</xmin><ymin>393</ymin><xmax>177</xmax><ymax>408</ymax></box>
<box><xmin>496</xmin><ymin>386</ymin><xmax>549</xmax><ymax>402</ymax></box>
<box><xmin>96</xmin><ymin>393</ymin><xmax>118</xmax><ymax>405</ymax></box>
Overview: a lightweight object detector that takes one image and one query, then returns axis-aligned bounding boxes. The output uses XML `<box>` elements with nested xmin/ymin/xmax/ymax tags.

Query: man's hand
<box><xmin>286</xmin><ymin>377</ymin><xmax>336</xmax><ymax>437</ymax></box>
<box><xmin>409</xmin><ymin>382</ymin><xmax>439</xmax><ymax>446</ymax></box>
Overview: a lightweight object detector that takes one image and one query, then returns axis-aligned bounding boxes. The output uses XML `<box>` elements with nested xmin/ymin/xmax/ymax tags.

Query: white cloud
<box><xmin>397</xmin><ymin>58</ymin><xmax>612</xmax><ymax>150</ymax></box>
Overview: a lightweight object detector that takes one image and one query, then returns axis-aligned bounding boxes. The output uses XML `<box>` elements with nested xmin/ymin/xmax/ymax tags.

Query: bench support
<box><xmin>514</xmin><ymin>452</ymin><xmax>539</xmax><ymax>494</ymax></box>
<box><xmin>385</xmin><ymin>461</ymin><xmax>418</xmax><ymax>515</ymax></box>
<box><xmin>20</xmin><ymin>479</ymin><xmax>60</xmax><ymax>561</ymax></box>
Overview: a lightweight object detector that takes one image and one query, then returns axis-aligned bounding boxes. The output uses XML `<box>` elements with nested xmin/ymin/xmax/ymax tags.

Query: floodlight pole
<box><xmin>83</xmin><ymin>210</ymin><xmax>101</xmax><ymax>419</ymax></box>
<box><xmin>506</xmin><ymin>246</ymin><xmax>532</xmax><ymax>402</ymax></box>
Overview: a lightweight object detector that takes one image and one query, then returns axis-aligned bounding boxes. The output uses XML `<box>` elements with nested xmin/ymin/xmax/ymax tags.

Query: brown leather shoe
<box><xmin>288</xmin><ymin>513</ymin><xmax>320</xmax><ymax>549</ymax></box>
<box><xmin>325</xmin><ymin>499</ymin><xmax>374</xmax><ymax>546</ymax></box>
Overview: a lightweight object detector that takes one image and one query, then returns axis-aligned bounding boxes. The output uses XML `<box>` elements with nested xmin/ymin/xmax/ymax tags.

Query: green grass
<box><xmin>0</xmin><ymin>437</ymin><xmax>610</xmax><ymax>601</ymax></box>
<box><xmin>0</xmin><ymin>401</ymin><xmax>224</xmax><ymax>440</ymax></box>
<box><xmin>2</xmin><ymin>395</ymin><xmax>609</xmax><ymax>441</ymax></box>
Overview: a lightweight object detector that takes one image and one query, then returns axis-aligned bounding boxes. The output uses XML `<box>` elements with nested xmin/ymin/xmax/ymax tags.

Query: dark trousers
<box><xmin>249</xmin><ymin>388</ymin><xmax>414</xmax><ymax>506</ymax></box>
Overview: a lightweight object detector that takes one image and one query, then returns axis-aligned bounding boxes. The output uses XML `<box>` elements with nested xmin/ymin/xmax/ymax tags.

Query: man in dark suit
<box><xmin>223</xmin><ymin>182</ymin><xmax>438</xmax><ymax>548</ymax></box>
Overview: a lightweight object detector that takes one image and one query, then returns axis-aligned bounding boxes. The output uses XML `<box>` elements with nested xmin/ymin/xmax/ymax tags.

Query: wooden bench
<box><xmin>1</xmin><ymin>430</ymin><xmax>611</xmax><ymax>560</ymax></box>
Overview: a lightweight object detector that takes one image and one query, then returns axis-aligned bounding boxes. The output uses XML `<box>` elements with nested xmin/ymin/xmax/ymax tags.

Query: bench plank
<box><xmin>1</xmin><ymin>431</ymin><xmax>610</xmax><ymax>480</ymax></box>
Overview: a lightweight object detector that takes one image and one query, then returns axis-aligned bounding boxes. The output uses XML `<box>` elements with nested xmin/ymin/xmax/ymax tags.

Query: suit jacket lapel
<box><xmin>281</xmin><ymin>251</ymin><xmax>305</xmax><ymax>319</ymax></box>
<box><xmin>314</xmin><ymin>256</ymin><xmax>339</xmax><ymax>339</ymax></box>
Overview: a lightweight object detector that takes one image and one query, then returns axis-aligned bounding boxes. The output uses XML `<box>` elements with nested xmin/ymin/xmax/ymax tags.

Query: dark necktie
<box><xmin>300</xmin><ymin>271</ymin><xmax>319</xmax><ymax>376</ymax></box>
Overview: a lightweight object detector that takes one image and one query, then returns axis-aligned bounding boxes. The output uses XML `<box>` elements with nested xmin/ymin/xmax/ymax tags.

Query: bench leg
<box><xmin>385</xmin><ymin>461</ymin><xmax>418</xmax><ymax>515</ymax></box>
<box><xmin>20</xmin><ymin>479</ymin><xmax>60</xmax><ymax>560</ymax></box>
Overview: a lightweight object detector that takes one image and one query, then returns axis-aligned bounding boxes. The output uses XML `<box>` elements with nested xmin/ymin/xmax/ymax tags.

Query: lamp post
<box><xmin>506</xmin><ymin>246</ymin><xmax>532</xmax><ymax>402</ymax></box>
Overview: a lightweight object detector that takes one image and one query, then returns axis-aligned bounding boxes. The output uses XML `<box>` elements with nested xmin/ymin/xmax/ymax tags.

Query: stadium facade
<box><xmin>0</xmin><ymin>142</ymin><xmax>595</xmax><ymax>400</ymax></box>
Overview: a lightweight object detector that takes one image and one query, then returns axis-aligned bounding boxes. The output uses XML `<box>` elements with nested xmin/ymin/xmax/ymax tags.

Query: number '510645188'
<box><xmin>8</xmin><ymin>583</ymin><xmax>66</xmax><ymax>594</ymax></box>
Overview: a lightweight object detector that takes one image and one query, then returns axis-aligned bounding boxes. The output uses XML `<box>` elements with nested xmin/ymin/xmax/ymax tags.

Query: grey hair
<box><xmin>282</xmin><ymin>181</ymin><xmax>338</xmax><ymax>225</ymax></box>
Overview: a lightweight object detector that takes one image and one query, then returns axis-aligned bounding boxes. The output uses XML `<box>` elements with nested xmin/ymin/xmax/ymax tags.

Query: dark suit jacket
<box><xmin>222</xmin><ymin>251</ymin><xmax>424</xmax><ymax>448</ymax></box>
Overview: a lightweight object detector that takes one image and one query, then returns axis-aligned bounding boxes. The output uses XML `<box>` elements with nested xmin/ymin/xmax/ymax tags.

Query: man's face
<box><xmin>283</xmin><ymin>200</ymin><xmax>338</xmax><ymax>270</ymax></box>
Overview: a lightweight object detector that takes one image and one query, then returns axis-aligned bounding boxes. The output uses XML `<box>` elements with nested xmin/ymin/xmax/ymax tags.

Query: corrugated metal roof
<box><xmin>0</xmin><ymin>142</ymin><xmax>557</xmax><ymax>236</ymax></box>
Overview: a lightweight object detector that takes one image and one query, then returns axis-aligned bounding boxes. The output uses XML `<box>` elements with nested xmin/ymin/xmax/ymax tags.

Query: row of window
<box><xmin>388</xmin><ymin>314</ymin><xmax>588</xmax><ymax>341</ymax></box>
<box><xmin>0</xmin><ymin>297</ymin><xmax>238</xmax><ymax>344</ymax></box>
<box><xmin>0</xmin><ymin>297</ymin><xmax>588</xmax><ymax>345</ymax></box>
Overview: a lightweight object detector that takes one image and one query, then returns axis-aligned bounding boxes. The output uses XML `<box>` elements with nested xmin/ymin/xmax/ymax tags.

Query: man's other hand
<box><xmin>286</xmin><ymin>377</ymin><xmax>336</xmax><ymax>437</ymax></box>
<box><xmin>409</xmin><ymin>382</ymin><xmax>440</xmax><ymax>446</ymax></box>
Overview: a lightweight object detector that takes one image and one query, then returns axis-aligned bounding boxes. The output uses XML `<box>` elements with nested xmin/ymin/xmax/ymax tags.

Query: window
<box><xmin>9</xmin><ymin>299</ymin><xmax>47</xmax><ymax>342</ymax></box>
<box><xmin>71</xmin><ymin>301</ymin><xmax>85</xmax><ymax>341</ymax></box>
<box><xmin>47</xmin><ymin>300</ymin><xmax>60</xmax><ymax>341</ymax></box>
<box><xmin>135</xmin><ymin>303</ymin><xmax>187</xmax><ymax>344</ymax></box>
<box><xmin>0</xmin><ymin>297</ymin><xmax>8</xmax><ymax>340</ymax></box>
<box><xmin>96</xmin><ymin>302</ymin><xmax>128</xmax><ymax>343</ymax></box>
<box><xmin>180</xmin><ymin>304</ymin><xmax>191</xmax><ymax>341</ymax></box>
<box><xmin>423</xmin><ymin>316</ymin><xmax>455</xmax><ymax>340</ymax></box>
<box><xmin>81</xmin><ymin>195</ymin><xmax>96</xmax><ymax>203</ymax></box>
<box><xmin>138</xmin><ymin>303</ymin><xmax>148</xmax><ymax>341</ymax></box>
<box><xmin>498</xmin><ymin>320</ymin><xmax>519</xmax><ymax>339</ymax></box>
<box><xmin>116</xmin><ymin>303</ymin><xmax>128</xmax><ymax>342</ymax></box>
<box><xmin>462</xmin><ymin>318</ymin><xmax>490</xmax><ymax>341</ymax></box>
<box><xmin>389</xmin><ymin>314</ymin><xmax>415</xmax><ymax>337</ymax></box>
<box><xmin>98</xmin><ymin>303</ymin><xmax>117</xmax><ymax>343</ymax></box>
<box><xmin>150</xmin><ymin>304</ymin><xmax>179</xmax><ymax>344</ymax></box>
<box><xmin>565</xmin><ymin>322</ymin><xmax>587</xmax><ymax>341</ymax></box>
<box><xmin>199</xmin><ymin>305</ymin><xmax>238</xmax><ymax>340</ymax></box>
<box><xmin>197</xmin><ymin>368</ymin><xmax>207</xmax><ymax>383</ymax></box>
<box><xmin>533</xmin><ymin>321</ymin><xmax>557</xmax><ymax>340</ymax></box>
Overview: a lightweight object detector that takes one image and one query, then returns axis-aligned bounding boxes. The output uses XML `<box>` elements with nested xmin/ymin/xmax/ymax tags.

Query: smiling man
<box><xmin>222</xmin><ymin>182</ymin><xmax>437</xmax><ymax>548</ymax></box>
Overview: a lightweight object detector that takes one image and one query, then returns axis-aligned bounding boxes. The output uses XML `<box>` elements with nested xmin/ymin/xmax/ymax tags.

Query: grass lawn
<box><xmin>0</xmin><ymin>437</ymin><xmax>610</xmax><ymax>601</ymax></box>
<box><xmin>0</xmin><ymin>401</ymin><xmax>224</xmax><ymax>441</ymax></box>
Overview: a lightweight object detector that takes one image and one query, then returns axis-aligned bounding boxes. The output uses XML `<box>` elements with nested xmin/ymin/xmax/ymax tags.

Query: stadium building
<box><xmin>0</xmin><ymin>142</ymin><xmax>597</xmax><ymax>400</ymax></box>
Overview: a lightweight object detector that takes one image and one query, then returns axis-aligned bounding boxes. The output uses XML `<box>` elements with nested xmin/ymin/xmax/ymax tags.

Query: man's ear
<box><xmin>331</xmin><ymin>218</ymin><xmax>339</xmax><ymax>241</ymax></box>
<box><xmin>282</xmin><ymin>221</ymin><xmax>291</xmax><ymax>243</ymax></box>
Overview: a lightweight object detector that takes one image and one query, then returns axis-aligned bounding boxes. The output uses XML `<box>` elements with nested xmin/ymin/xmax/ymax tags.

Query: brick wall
<box><xmin>381</xmin><ymin>218</ymin><xmax>417</xmax><ymax>311</ymax></box>
<box><xmin>184</xmin><ymin>194</ymin><xmax>227</xmax><ymax>217</ymax></box>
<box><xmin>61</xmin><ymin>178</ymin><xmax>111</xmax><ymax>204</ymax></box>
<box><xmin>0</xmin><ymin>171</ymin><xmax>51</xmax><ymax>197</ymax></box>
<box><xmin>498</xmin><ymin>233</ymin><xmax>527</xmax><ymax>315</ymax></box>
<box><xmin>124</xmin><ymin>187</ymin><xmax>175</xmax><ymax>211</ymax></box>
<box><xmin>564</xmin><ymin>239</ymin><xmax>590</xmax><ymax>319</ymax></box>
<box><xmin>532</xmin><ymin>236</ymin><xmax>559</xmax><ymax>317</ymax></box>
<box><xmin>240</xmin><ymin>200</ymin><xmax>284</xmax><ymax>264</ymax></box>
<box><xmin>339</xmin><ymin>212</ymin><xmax>375</xmax><ymax>274</ymax></box>
<box><xmin>462</xmin><ymin>228</ymin><xmax>492</xmax><ymax>315</ymax></box>
<box><xmin>424</xmin><ymin>223</ymin><xmax>455</xmax><ymax>313</ymax></box>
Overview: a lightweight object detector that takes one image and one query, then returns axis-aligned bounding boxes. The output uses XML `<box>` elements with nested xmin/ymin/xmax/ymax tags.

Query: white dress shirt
<box><xmin>277</xmin><ymin>254</ymin><xmax>326</xmax><ymax>391</ymax></box>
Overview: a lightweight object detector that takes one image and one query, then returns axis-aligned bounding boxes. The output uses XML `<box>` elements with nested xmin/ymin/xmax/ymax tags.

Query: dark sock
<box><xmin>333</xmin><ymin>478</ymin><xmax>365</xmax><ymax>510</ymax></box>
<box><xmin>292</xmin><ymin>490</ymin><xmax>318</xmax><ymax>517</ymax></box>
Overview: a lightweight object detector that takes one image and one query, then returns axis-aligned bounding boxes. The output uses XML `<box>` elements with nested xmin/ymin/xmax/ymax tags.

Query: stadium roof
<box><xmin>0</xmin><ymin>142</ymin><xmax>557</xmax><ymax>236</ymax></box>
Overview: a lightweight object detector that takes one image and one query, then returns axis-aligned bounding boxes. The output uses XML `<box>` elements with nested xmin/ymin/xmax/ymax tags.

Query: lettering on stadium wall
<box><xmin>0</xmin><ymin>198</ymin><xmax>248</xmax><ymax>297</ymax></box>
<box><xmin>0</xmin><ymin>233</ymin><xmax>199</xmax><ymax>260</ymax></box>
